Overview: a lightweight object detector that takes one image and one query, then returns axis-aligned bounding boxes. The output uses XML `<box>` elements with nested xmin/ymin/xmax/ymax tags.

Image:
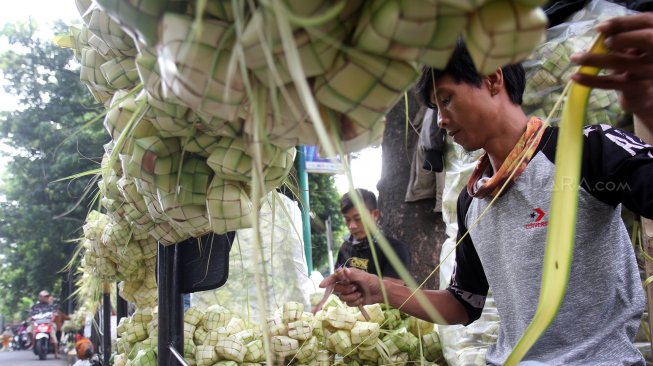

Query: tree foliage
<box><xmin>308</xmin><ymin>174</ymin><xmax>345</xmax><ymax>273</ymax></box>
<box><xmin>0</xmin><ymin>20</ymin><xmax>106</xmax><ymax>319</ymax></box>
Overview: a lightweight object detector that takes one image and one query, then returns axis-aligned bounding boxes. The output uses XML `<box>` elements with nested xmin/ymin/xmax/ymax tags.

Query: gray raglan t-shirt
<box><xmin>446</xmin><ymin>125</ymin><xmax>653</xmax><ymax>365</ymax></box>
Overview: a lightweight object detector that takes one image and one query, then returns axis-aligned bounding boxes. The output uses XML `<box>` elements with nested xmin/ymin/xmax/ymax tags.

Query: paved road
<box><xmin>0</xmin><ymin>350</ymin><xmax>69</xmax><ymax>366</ymax></box>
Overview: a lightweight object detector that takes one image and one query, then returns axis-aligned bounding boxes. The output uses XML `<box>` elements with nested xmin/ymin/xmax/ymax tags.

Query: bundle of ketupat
<box><xmin>78</xmin><ymin>208</ymin><xmax>159</xmax><ymax>309</ymax></box>
<box><xmin>57</xmin><ymin>0</ymin><xmax>548</xmax><ymax>240</ymax></box>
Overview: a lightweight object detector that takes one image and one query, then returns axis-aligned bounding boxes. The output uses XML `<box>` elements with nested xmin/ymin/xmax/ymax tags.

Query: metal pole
<box><xmin>158</xmin><ymin>243</ymin><xmax>184</xmax><ymax>366</ymax></box>
<box><xmin>102</xmin><ymin>283</ymin><xmax>111</xmax><ymax>366</ymax></box>
<box><xmin>326</xmin><ymin>216</ymin><xmax>335</xmax><ymax>275</ymax></box>
<box><xmin>116</xmin><ymin>283</ymin><xmax>128</xmax><ymax>323</ymax></box>
<box><xmin>90</xmin><ymin>311</ymin><xmax>100</xmax><ymax>350</ymax></box>
<box><xmin>296</xmin><ymin>145</ymin><xmax>313</xmax><ymax>273</ymax></box>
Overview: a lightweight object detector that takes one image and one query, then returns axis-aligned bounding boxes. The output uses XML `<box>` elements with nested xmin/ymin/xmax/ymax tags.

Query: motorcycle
<box><xmin>73</xmin><ymin>354</ymin><xmax>102</xmax><ymax>366</ymax></box>
<box><xmin>31</xmin><ymin>312</ymin><xmax>55</xmax><ymax>360</ymax></box>
<box><xmin>12</xmin><ymin>322</ymin><xmax>30</xmax><ymax>350</ymax></box>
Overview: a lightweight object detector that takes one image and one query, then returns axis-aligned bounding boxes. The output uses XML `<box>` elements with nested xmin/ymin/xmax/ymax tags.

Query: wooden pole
<box><xmin>634</xmin><ymin>117</ymin><xmax>653</xmax><ymax>354</ymax></box>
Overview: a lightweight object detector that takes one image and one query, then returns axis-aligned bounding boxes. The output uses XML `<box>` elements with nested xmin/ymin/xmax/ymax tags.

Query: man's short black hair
<box><xmin>415</xmin><ymin>37</ymin><xmax>525</xmax><ymax>108</ymax></box>
<box><xmin>340</xmin><ymin>189</ymin><xmax>377</xmax><ymax>214</ymax></box>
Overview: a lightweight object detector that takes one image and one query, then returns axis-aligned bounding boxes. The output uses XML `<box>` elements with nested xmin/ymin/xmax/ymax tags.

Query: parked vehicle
<box><xmin>73</xmin><ymin>337</ymin><xmax>101</xmax><ymax>366</ymax></box>
<box><xmin>13</xmin><ymin>322</ymin><xmax>30</xmax><ymax>350</ymax></box>
<box><xmin>31</xmin><ymin>312</ymin><xmax>55</xmax><ymax>360</ymax></box>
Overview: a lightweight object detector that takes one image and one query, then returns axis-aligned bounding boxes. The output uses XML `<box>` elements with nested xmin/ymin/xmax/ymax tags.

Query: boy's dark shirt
<box><xmin>335</xmin><ymin>234</ymin><xmax>410</xmax><ymax>279</ymax></box>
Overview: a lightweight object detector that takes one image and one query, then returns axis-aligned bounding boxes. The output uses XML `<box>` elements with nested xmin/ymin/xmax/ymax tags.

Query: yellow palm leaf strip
<box><xmin>268</xmin><ymin>0</ymin><xmax>339</xmax><ymax>159</ymax></box>
<box><xmin>504</xmin><ymin>33</ymin><xmax>608</xmax><ymax>365</ymax></box>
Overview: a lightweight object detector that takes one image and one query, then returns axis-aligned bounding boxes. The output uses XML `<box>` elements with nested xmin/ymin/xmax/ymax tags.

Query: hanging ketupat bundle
<box><xmin>158</xmin><ymin>13</ymin><xmax>246</xmax><ymax>123</ymax></box>
<box><xmin>352</xmin><ymin>0</ymin><xmax>465</xmax><ymax>69</ymax></box>
<box><xmin>464</xmin><ymin>0</ymin><xmax>547</xmax><ymax>75</ymax></box>
<box><xmin>63</xmin><ymin>0</ymin><xmax>549</xmax><ymax>246</ymax></box>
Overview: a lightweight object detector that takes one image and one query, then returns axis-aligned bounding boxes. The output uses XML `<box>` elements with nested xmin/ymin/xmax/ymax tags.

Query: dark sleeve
<box><xmin>579</xmin><ymin>125</ymin><xmax>653</xmax><ymax>218</ymax></box>
<box><xmin>379</xmin><ymin>237</ymin><xmax>411</xmax><ymax>279</ymax></box>
<box><xmin>445</xmin><ymin>189</ymin><xmax>489</xmax><ymax>325</ymax></box>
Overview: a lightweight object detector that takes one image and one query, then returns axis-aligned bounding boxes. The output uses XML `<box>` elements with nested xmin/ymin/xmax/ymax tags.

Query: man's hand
<box><xmin>570</xmin><ymin>13</ymin><xmax>653</xmax><ymax>130</ymax></box>
<box><xmin>319</xmin><ymin>268</ymin><xmax>383</xmax><ymax>307</ymax></box>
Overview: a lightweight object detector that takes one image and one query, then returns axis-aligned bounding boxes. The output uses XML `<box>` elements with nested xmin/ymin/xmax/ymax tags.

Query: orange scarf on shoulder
<box><xmin>467</xmin><ymin>117</ymin><xmax>545</xmax><ymax>199</ymax></box>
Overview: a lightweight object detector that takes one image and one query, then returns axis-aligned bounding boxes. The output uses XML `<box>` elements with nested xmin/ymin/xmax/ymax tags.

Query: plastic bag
<box><xmin>405</xmin><ymin>108</ymin><xmax>445</xmax><ymax>205</ymax></box>
<box><xmin>191</xmin><ymin>193</ymin><xmax>314</xmax><ymax>322</ymax></box>
<box><xmin>522</xmin><ymin>0</ymin><xmax>635</xmax><ymax>126</ymax></box>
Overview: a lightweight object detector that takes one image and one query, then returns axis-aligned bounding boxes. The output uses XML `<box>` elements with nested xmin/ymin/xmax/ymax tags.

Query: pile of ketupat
<box><xmin>113</xmin><ymin>296</ymin><xmax>444</xmax><ymax>366</ymax></box>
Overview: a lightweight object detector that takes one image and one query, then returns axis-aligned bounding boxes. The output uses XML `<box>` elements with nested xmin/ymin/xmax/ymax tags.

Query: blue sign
<box><xmin>304</xmin><ymin>146</ymin><xmax>345</xmax><ymax>174</ymax></box>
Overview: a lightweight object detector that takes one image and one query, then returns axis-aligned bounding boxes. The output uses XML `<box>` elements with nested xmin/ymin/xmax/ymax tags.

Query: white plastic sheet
<box><xmin>191</xmin><ymin>193</ymin><xmax>314</xmax><ymax>322</ymax></box>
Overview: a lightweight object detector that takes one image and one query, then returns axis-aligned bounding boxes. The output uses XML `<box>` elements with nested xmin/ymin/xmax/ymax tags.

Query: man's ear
<box><xmin>370</xmin><ymin>209</ymin><xmax>380</xmax><ymax>221</ymax></box>
<box><xmin>485</xmin><ymin>69</ymin><xmax>504</xmax><ymax>96</ymax></box>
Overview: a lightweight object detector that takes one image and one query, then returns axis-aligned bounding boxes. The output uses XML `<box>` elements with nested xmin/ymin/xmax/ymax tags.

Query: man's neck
<box><xmin>485</xmin><ymin>107</ymin><xmax>529</xmax><ymax>173</ymax></box>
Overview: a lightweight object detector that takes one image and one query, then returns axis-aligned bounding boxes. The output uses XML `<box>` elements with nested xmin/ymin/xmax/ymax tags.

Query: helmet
<box><xmin>76</xmin><ymin>338</ymin><xmax>94</xmax><ymax>360</ymax></box>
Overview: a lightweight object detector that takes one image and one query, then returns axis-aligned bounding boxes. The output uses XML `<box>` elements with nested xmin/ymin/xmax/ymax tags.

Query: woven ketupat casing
<box><xmin>353</xmin><ymin>0</ymin><xmax>465</xmax><ymax>69</ymax></box>
<box><xmin>464</xmin><ymin>0</ymin><xmax>547</xmax><ymax>75</ymax></box>
<box><xmin>158</xmin><ymin>14</ymin><xmax>245</xmax><ymax>123</ymax></box>
<box><xmin>195</xmin><ymin>345</ymin><xmax>218</xmax><ymax>366</ymax></box>
<box><xmin>295</xmin><ymin>336</ymin><xmax>319</xmax><ymax>363</ymax></box>
<box><xmin>243</xmin><ymin>339</ymin><xmax>265</xmax><ymax>363</ymax></box>
<box><xmin>216</xmin><ymin>336</ymin><xmax>246</xmax><ymax>362</ymax></box>
<box><xmin>206</xmin><ymin>176</ymin><xmax>253</xmax><ymax>234</ymax></box>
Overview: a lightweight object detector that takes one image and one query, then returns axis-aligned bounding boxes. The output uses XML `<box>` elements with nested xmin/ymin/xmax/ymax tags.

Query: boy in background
<box><xmin>335</xmin><ymin>189</ymin><xmax>411</xmax><ymax>284</ymax></box>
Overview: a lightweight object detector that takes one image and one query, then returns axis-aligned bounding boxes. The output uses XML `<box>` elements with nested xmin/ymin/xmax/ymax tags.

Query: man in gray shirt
<box><xmin>321</xmin><ymin>15</ymin><xmax>653</xmax><ymax>365</ymax></box>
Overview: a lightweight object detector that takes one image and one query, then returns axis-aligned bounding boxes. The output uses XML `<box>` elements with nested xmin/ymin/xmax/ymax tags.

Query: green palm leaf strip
<box><xmin>505</xmin><ymin>34</ymin><xmax>608</xmax><ymax>365</ymax></box>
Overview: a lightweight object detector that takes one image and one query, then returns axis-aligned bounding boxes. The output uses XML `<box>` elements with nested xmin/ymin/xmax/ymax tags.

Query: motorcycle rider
<box><xmin>15</xmin><ymin>321</ymin><xmax>30</xmax><ymax>350</ymax></box>
<box><xmin>28</xmin><ymin>290</ymin><xmax>59</xmax><ymax>359</ymax></box>
<box><xmin>48</xmin><ymin>295</ymin><xmax>70</xmax><ymax>345</ymax></box>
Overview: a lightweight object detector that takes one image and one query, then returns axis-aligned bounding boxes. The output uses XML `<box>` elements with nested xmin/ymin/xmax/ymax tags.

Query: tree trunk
<box><xmin>377</xmin><ymin>92</ymin><xmax>447</xmax><ymax>290</ymax></box>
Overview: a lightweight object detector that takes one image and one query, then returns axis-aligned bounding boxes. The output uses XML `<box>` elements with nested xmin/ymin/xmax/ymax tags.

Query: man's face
<box><xmin>38</xmin><ymin>294</ymin><xmax>49</xmax><ymax>303</ymax></box>
<box><xmin>430</xmin><ymin>74</ymin><xmax>498</xmax><ymax>152</ymax></box>
<box><xmin>343</xmin><ymin>207</ymin><xmax>379</xmax><ymax>241</ymax></box>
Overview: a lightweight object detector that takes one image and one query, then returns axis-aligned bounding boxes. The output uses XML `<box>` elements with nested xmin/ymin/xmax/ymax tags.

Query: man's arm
<box><xmin>579</xmin><ymin>125</ymin><xmax>653</xmax><ymax>218</ymax></box>
<box><xmin>442</xmin><ymin>190</ymin><xmax>490</xmax><ymax>324</ymax></box>
<box><xmin>320</xmin><ymin>267</ymin><xmax>469</xmax><ymax>325</ymax></box>
<box><xmin>322</xmin><ymin>190</ymin><xmax>490</xmax><ymax>326</ymax></box>
<box><xmin>55</xmin><ymin>309</ymin><xmax>70</xmax><ymax>321</ymax></box>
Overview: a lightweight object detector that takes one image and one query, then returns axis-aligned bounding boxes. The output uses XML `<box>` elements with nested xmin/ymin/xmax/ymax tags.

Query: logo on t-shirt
<box><xmin>350</xmin><ymin>257</ymin><xmax>369</xmax><ymax>271</ymax></box>
<box><xmin>525</xmin><ymin>207</ymin><xmax>548</xmax><ymax>229</ymax></box>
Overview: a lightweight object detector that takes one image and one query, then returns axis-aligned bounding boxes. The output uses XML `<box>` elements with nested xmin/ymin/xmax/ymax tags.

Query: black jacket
<box><xmin>335</xmin><ymin>233</ymin><xmax>411</xmax><ymax>280</ymax></box>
